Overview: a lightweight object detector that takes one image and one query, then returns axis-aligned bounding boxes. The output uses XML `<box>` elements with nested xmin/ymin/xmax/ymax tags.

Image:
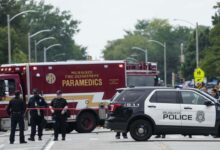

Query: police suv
<box><xmin>105</xmin><ymin>87</ymin><xmax>220</xmax><ymax>141</ymax></box>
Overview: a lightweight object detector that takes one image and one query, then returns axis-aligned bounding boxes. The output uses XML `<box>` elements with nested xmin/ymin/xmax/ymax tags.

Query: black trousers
<box><xmin>10</xmin><ymin>114</ymin><xmax>25</xmax><ymax>143</ymax></box>
<box><xmin>116</xmin><ymin>132</ymin><xmax>127</xmax><ymax>137</ymax></box>
<box><xmin>54</xmin><ymin>116</ymin><xmax>67</xmax><ymax>139</ymax></box>
<box><xmin>30</xmin><ymin>116</ymin><xmax>44</xmax><ymax>138</ymax></box>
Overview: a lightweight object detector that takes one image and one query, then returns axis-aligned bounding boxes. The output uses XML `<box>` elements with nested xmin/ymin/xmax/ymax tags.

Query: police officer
<box><xmin>211</xmin><ymin>88</ymin><xmax>219</xmax><ymax>100</ymax></box>
<box><xmin>49</xmin><ymin>90</ymin><xmax>68</xmax><ymax>141</ymax></box>
<box><xmin>6</xmin><ymin>90</ymin><xmax>27</xmax><ymax>144</ymax></box>
<box><xmin>28</xmin><ymin>89</ymin><xmax>48</xmax><ymax>141</ymax></box>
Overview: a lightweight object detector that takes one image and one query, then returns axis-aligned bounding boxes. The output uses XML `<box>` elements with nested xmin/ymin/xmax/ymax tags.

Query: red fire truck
<box><xmin>0</xmin><ymin>60</ymin><xmax>158</xmax><ymax>133</ymax></box>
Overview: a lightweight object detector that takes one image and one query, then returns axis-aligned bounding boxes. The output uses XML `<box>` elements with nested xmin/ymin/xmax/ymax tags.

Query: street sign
<box><xmin>194</xmin><ymin>68</ymin><xmax>205</xmax><ymax>78</ymax></box>
<box><xmin>194</xmin><ymin>68</ymin><xmax>205</xmax><ymax>83</ymax></box>
<box><xmin>195</xmin><ymin>77</ymin><xmax>204</xmax><ymax>83</ymax></box>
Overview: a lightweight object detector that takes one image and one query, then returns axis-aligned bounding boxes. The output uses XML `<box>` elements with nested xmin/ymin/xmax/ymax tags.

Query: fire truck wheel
<box><xmin>129</xmin><ymin>119</ymin><xmax>152</xmax><ymax>141</ymax></box>
<box><xmin>76</xmin><ymin>112</ymin><xmax>96</xmax><ymax>133</ymax></box>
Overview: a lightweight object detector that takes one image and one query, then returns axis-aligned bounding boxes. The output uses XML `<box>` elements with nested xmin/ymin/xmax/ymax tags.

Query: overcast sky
<box><xmin>39</xmin><ymin>0</ymin><xmax>218</xmax><ymax>59</ymax></box>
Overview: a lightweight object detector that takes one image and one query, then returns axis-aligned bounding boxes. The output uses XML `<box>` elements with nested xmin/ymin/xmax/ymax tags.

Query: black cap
<box><xmin>32</xmin><ymin>89</ymin><xmax>39</xmax><ymax>95</ymax></box>
<box><xmin>15</xmin><ymin>90</ymin><xmax>20</xmax><ymax>97</ymax></box>
<box><xmin>56</xmin><ymin>90</ymin><xmax>62</xmax><ymax>95</ymax></box>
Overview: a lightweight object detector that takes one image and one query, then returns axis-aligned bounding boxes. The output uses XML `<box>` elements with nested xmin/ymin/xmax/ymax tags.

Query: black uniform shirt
<box><xmin>28</xmin><ymin>95</ymin><xmax>48</xmax><ymax>117</ymax></box>
<box><xmin>6</xmin><ymin>97</ymin><xmax>25</xmax><ymax>115</ymax></box>
<box><xmin>51</xmin><ymin>98</ymin><xmax>67</xmax><ymax>116</ymax></box>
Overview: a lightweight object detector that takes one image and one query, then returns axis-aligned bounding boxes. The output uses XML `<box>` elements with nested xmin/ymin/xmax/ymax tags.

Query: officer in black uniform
<box><xmin>50</xmin><ymin>90</ymin><xmax>68</xmax><ymax>141</ymax></box>
<box><xmin>28</xmin><ymin>89</ymin><xmax>48</xmax><ymax>141</ymax></box>
<box><xmin>6</xmin><ymin>91</ymin><xmax>27</xmax><ymax>144</ymax></box>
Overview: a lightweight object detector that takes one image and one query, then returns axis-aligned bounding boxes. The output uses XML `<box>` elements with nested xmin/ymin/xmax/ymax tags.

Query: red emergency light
<box><xmin>32</xmin><ymin>66</ymin><xmax>37</xmax><ymax>71</ymax></box>
<box><xmin>108</xmin><ymin>103</ymin><xmax>122</xmax><ymax>112</ymax></box>
<box><xmin>119</xmin><ymin>64</ymin><xmax>124</xmax><ymax>68</ymax></box>
<box><xmin>15</xmin><ymin>67</ymin><xmax>20</xmax><ymax>71</ymax></box>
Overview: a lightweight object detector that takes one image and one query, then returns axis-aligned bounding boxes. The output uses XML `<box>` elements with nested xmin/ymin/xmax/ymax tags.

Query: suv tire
<box><xmin>130</xmin><ymin>119</ymin><xmax>152</xmax><ymax>141</ymax></box>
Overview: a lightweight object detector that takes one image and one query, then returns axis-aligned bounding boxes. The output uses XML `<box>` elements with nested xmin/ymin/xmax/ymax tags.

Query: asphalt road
<box><xmin>0</xmin><ymin>128</ymin><xmax>220</xmax><ymax>150</ymax></box>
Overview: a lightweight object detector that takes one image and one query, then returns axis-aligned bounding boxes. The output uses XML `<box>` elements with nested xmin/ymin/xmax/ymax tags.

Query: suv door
<box><xmin>180</xmin><ymin>90</ymin><xmax>216</xmax><ymax>127</ymax></box>
<box><xmin>145</xmin><ymin>89</ymin><xmax>181</xmax><ymax>126</ymax></box>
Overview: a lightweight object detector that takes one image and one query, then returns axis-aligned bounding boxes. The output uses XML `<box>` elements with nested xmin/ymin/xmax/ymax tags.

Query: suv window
<box><xmin>113</xmin><ymin>89</ymin><xmax>146</xmax><ymax>103</ymax></box>
<box><xmin>127</xmin><ymin>76</ymin><xmax>155</xmax><ymax>86</ymax></box>
<box><xmin>111</xmin><ymin>91</ymin><xmax>122</xmax><ymax>102</ymax></box>
<box><xmin>150</xmin><ymin>91</ymin><xmax>177</xmax><ymax>103</ymax></box>
<box><xmin>181</xmin><ymin>91</ymin><xmax>207</xmax><ymax>105</ymax></box>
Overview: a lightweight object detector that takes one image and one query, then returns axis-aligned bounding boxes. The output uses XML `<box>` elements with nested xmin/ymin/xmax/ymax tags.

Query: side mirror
<box><xmin>204</xmin><ymin>101</ymin><xmax>213</xmax><ymax>106</ymax></box>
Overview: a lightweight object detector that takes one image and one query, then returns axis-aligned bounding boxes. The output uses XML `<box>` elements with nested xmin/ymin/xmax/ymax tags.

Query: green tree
<box><xmin>103</xmin><ymin>18</ymin><xmax>192</xmax><ymax>84</ymax></box>
<box><xmin>103</xmin><ymin>34</ymin><xmax>148</xmax><ymax>61</ymax></box>
<box><xmin>182</xmin><ymin>26</ymin><xmax>210</xmax><ymax>80</ymax></box>
<box><xmin>212</xmin><ymin>2</ymin><xmax>220</xmax><ymax>25</ymax></box>
<box><xmin>0</xmin><ymin>0</ymin><xmax>22</xmax><ymax>27</ymax></box>
<box><xmin>0</xmin><ymin>27</ymin><xmax>8</xmax><ymax>64</ymax></box>
<box><xmin>200</xmin><ymin>2</ymin><xmax>220</xmax><ymax>79</ymax></box>
<box><xmin>12</xmin><ymin>48</ymin><xmax>27</xmax><ymax>63</ymax></box>
<box><xmin>0</xmin><ymin>0</ymin><xmax>86</xmax><ymax>64</ymax></box>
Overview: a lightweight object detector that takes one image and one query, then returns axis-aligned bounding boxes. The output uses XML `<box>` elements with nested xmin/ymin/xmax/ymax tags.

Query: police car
<box><xmin>105</xmin><ymin>87</ymin><xmax>220</xmax><ymax>141</ymax></box>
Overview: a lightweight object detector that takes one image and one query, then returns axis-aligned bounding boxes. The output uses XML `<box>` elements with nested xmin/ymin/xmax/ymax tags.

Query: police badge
<box><xmin>196</xmin><ymin>111</ymin><xmax>205</xmax><ymax>123</ymax></box>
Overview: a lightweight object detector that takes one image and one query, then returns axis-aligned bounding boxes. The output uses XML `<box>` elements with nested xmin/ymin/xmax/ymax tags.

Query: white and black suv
<box><xmin>105</xmin><ymin>87</ymin><xmax>220</xmax><ymax>141</ymax></box>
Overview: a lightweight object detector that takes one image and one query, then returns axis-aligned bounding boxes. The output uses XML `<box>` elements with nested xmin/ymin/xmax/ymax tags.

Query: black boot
<box><xmin>20</xmin><ymin>141</ymin><xmax>27</xmax><ymax>144</ymax></box>
<box><xmin>28</xmin><ymin>137</ymin><xmax>35</xmax><ymax>141</ymax></box>
<box><xmin>115</xmin><ymin>132</ymin><xmax>120</xmax><ymax>139</ymax></box>
<box><xmin>115</xmin><ymin>135</ymin><xmax>120</xmax><ymax>139</ymax></box>
<box><xmin>122</xmin><ymin>133</ymin><xmax>128</xmax><ymax>139</ymax></box>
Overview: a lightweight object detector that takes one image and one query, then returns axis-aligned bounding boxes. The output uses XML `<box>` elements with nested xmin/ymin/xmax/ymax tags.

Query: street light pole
<box><xmin>28</xmin><ymin>32</ymin><xmax>31</xmax><ymax>63</ymax></box>
<box><xmin>164</xmin><ymin>42</ymin><xmax>167</xmax><ymax>87</ymax></box>
<box><xmin>7</xmin><ymin>15</ymin><xmax>11</xmax><ymax>64</ymax></box>
<box><xmin>174</xmin><ymin>19</ymin><xmax>199</xmax><ymax>68</ymax></box>
<box><xmin>28</xmin><ymin>29</ymin><xmax>51</xmax><ymax>62</ymax></box>
<box><xmin>34</xmin><ymin>37</ymin><xmax>55</xmax><ymax>62</ymax></box>
<box><xmin>44</xmin><ymin>44</ymin><xmax>61</xmax><ymax>62</ymax></box>
<box><xmin>148</xmin><ymin>40</ymin><xmax>167</xmax><ymax>86</ymax></box>
<box><xmin>34</xmin><ymin>40</ymin><xmax>37</xmax><ymax>62</ymax></box>
<box><xmin>7</xmin><ymin>10</ymin><xmax>36</xmax><ymax>64</ymax></box>
<box><xmin>132</xmin><ymin>47</ymin><xmax>148</xmax><ymax>63</ymax></box>
<box><xmin>43</xmin><ymin>47</ymin><xmax>46</xmax><ymax>62</ymax></box>
<box><xmin>196</xmin><ymin>22</ymin><xmax>199</xmax><ymax>68</ymax></box>
<box><xmin>180</xmin><ymin>43</ymin><xmax>184</xmax><ymax>80</ymax></box>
